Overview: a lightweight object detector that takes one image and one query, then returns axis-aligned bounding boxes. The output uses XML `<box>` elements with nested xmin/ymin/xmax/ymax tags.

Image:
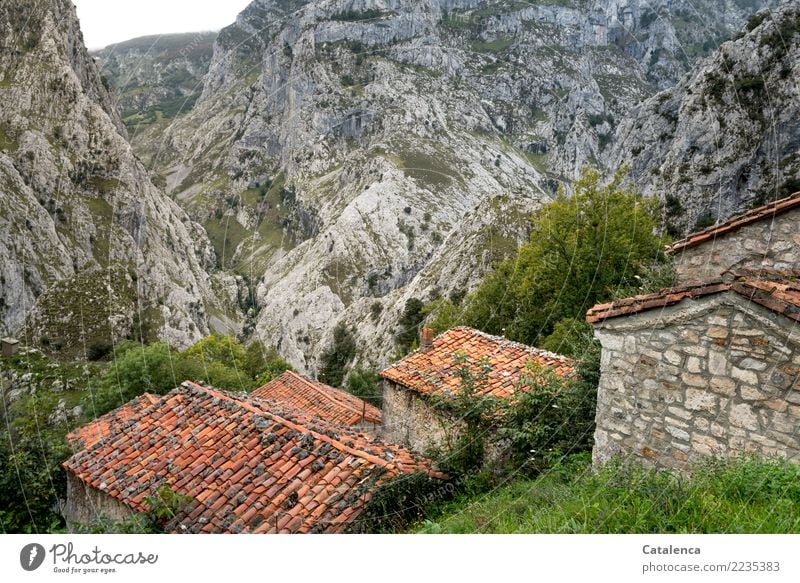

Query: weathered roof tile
<box><xmin>379</xmin><ymin>327</ymin><xmax>574</xmax><ymax>399</ymax></box>
<box><xmin>64</xmin><ymin>381</ymin><xmax>444</xmax><ymax>534</ymax></box>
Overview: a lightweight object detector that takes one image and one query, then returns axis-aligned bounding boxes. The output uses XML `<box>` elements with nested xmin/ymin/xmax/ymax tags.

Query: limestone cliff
<box><xmin>0</xmin><ymin>0</ymin><xmax>219</xmax><ymax>354</ymax></box>
<box><xmin>611</xmin><ymin>0</ymin><xmax>800</xmax><ymax>236</ymax></box>
<box><xmin>156</xmin><ymin>0</ymin><xmax>771</xmax><ymax>371</ymax></box>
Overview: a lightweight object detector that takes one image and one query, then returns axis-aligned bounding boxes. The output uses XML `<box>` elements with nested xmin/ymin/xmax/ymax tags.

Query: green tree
<box><xmin>454</xmin><ymin>168</ymin><xmax>669</xmax><ymax>347</ymax></box>
<box><xmin>345</xmin><ymin>367</ymin><xmax>382</xmax><ymax>408</ymax></box>
<box><xmin>396</xmin><ymin>297</ymin><xmax>425</xmax><ymax>353</ymax></box>
<box><xmin>319</xmin><ymin>323</ymin><xmax>357</xmax><ymax>387</ymax></box>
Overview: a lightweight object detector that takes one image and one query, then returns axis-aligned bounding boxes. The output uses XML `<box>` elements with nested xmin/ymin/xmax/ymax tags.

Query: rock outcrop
<box><xmin>0</xmin><ymin>0</ymin><xmax>219</xmax><ymax>354</ymax></box>
<box><xmin>611</xmin><ymin>1</ymin><xmax>800</xmax><ymax>236</ymax></box>
<box><xmin>154</xmin><ymin>0</ymin><xmax>770</xmax><ymax>370</ymax></box>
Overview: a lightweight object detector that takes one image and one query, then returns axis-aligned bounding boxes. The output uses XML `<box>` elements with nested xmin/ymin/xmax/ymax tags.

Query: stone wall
<box><xmin>382</xmin><ymin>381</ymin><xmax>454</xmax><ymax>453</ymax></box>
<box><xmin>673</xmin><ymin>209</ymin><xmax>800</xmax><ymax>283</ymax></box>
<box><xmin>593</xmin><ymin>293</ymin><xmax>800</xmax><ymax>470</ymax></box>
<box><xmin>63</xmin><ymin>472</ymin><xmax>134</xmax><ymax>530</ymax></box>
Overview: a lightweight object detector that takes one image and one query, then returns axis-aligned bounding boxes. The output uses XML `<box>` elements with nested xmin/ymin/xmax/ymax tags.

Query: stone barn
<box><xmin>251</xmin><ymin>370</ymin><xmax>381</xmax><ymax>434</ymax></box>
<box><xmin>64</xmin><ymin>381</ymin><xmax>444</xmax><ymax>533</ymax></box>
<box><xmin>588</xmin><ymin>191</ymin><xmax>800</xmax><ymax>470</ymax></box>
<box><xmin>379</xmin><ymin>327</ymin><xmax>574</xmax><ymax>455</ymax></box>
<box><xmin>668</xmin><ymin>190</ymin><xmax>800</xmax><ymax>283</ymax></box>
<box><xmin>587</xmin><ymin>273</ymin><xmax>800</xmax><ymax>470</ymax></box>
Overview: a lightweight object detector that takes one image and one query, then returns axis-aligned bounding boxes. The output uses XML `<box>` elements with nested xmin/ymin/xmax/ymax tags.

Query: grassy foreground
<box><xmin>418</xmin><ymin>454</ymin><xmax>800</xmax><ymax>534</ymax></box>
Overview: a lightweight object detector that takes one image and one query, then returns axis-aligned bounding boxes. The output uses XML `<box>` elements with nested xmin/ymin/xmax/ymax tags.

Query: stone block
<box><xmin>663</xmin><ymin>350</ymin><xmax>683</xmax><ymax>366</ymax></box>
<box><xmin>685</xmin><ymin>388</ymin><xmax>717</xmax><ymax>412</ymax></box>
<box><xmin>731</xmin><ymin>367</ymin><xmax>758</xmax><ymax>385</ymax></box>
<box><xmin>686</xmin><ymin>357</ymin><xmax>703</xmax><ymax>373</ymax></box>
<box><xmin>739</xmin><ymin>385</ymin><xmax>769</xmax><ymax>401</ymax></box>
<box><xmin>706</xmin><ymin>326</ymin><xmax>729</xmax><ymax>339</ymax></box>
<box><xmin>709</xmin><ymin>376</ymin><xmax>736</xmax><ymax>396</ymax></box>
<box><xmin>738</xmin><ymin>358</ymin><xmax>768</xmax><ymax>371</ymax></box>
<box><xmin>665</xmin><ymin>425</ymin><xmax>690</xmax><ymax>441</ymax></box>
<box><xmin>708</xmin><ymin>349</ymin><xmax>727</xmax><ymax>375</ymax></box>
<box><xmin>691</xmin><ymin>433</ymin><xmax>725</xmax><ymax>456</ymax></box>
<box><xmin>730</xmin><ymin>403</ymin><xmax>760</xmax><ymax>431</ymax></box>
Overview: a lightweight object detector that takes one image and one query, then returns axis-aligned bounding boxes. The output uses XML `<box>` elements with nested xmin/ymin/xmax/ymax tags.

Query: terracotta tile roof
<box><xmin>251</xmin><ymin>371</ymin><xmax>381</xmax><ymax>426</ymax></box>
<box><xmin>379</xmin><ymin>327</ymin><xmax>574</xmax><ymax>399</ymax></box>
<box><xmin>63</xmin><ymin>381</ymin><xmax>444</xmax><ymax>534</ymax></box>
<box><xmin>667</xmin><ymin>190</ymin><xmax>800</xmax><ymax>254</ymax></box>
<box><xmin>586</xmin><ymin>273</ymin><xmax>800</xmax><ymax>324</ymax></box>
<box><xmin>67</xmin><ymin>393</ymin><xmax>160</xmax><ymax>450</ymax></box>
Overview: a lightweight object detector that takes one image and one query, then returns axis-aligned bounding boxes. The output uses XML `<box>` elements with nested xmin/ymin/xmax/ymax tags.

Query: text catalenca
<box><xmin>50</xmin><ymin>543</ymin><xmax>158</xmax><ymax>565</ymax></box>
<box><xmin>642</xmin><ymin>545</ymin><xmax>700</xmax><ymax>555</ymax></box>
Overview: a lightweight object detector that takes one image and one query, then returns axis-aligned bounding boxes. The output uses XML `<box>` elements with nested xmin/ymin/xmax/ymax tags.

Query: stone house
<box><xmin>668</xmin><ymin>190</ymin><xmax>800</xmax><ymax>283</ymax></box>
<box><xmin>379</xmin><ymin>327</ymin><xmax>574</xmax><ymax>455</ymax></box>
<box><xmin>64</xmin><ymin>381</ymin><xmax>444</xmax><ymax>533</ymax></box>
<box><xmin>251</xmin><ymin>370</ymin><xmax>381</xmax><ymax>433</ymax></box>
<box><xmin>588</xmin><ymin>192</ymin><xmax>800</xmax><ymax>470</ymax></box>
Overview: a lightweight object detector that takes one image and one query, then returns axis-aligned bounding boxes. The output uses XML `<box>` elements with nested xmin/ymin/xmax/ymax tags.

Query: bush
<box><xmin>345</xmin><ymin>367</ymin><xmax>383</xmax><ymax>408</ymax></box>
<box><xmin>396</xmin><ymin>298</ymin><xmax>425</xmax><ymax>353</ymax></box>
<box><xmin>454</xmin><ymin>168</ymin><xmax>669</xmax><ymax>347</ymax></box>
<box><xmin>319</xmin><ymin>323</ymin><xmax>357</xmax><ymax>387</ymax></box>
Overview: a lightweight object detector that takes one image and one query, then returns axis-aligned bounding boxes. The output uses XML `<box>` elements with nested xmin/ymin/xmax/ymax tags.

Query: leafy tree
<box><xmin>319</xmin><ymin>323</ymin><xmax>357</xmax><ymax>387</ymax></box>
<box><xmin>183</xmin><ymin>334</ymin><xmax>246</xmax><ymax>373</ymax></box>
<box><xmin>244</xmin><ymin>341</ymin><xmax>291</xmax><ymax>382</ymax></box>
<box><xmin>430</xmin><ymin>168</ymin><xmax>669</xmax><ymax>348</ymax></box>
<box><xmin>396</xmin><ymin>297</ymin><xmax>425</xmax><ymax>353</ymax></box>
<box><xmin>345</xmin><ymin>367</ymin><xmax>382</xmax><ymax>408</ymax></box>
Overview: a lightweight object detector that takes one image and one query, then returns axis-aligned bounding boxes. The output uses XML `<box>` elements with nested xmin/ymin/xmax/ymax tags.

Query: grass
<box><xmin>471</xmin><ymin>37</ymin><xmax>514</xmax><ymax>53</ymax></box>
<box><xmin>419</xmin><ymin>455</ymin><xmax>800</xmax><ymax>534</ymax></box>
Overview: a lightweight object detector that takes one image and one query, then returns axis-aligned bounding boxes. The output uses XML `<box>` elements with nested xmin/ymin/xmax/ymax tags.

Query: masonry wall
<box><xmin>673</xmin><ymin>209</ymin><xmax>800</xmax><ymax>283</ymax></box>
<box><xmin>593</xmin><ymin>294</ymin><xmax>800</xmax><ymax>470</ymax></box>
<box><xmin>382</xmin><ymin>381</ymin><xmax>453</xmax><ymax>453</ymax></box>
<box><xmin>63</xmin><ymin>472</ymin><xmax>134</xmax><ymax>530</ymax></box>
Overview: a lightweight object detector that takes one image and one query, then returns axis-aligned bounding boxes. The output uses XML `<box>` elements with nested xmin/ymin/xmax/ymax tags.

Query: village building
<box><xmin>668</xmin><ymin>190</ymin><xmax>800</xmax><ymax>283</ymax></box>
<box><xmin>63</xmin><ymin>380</ymin><xmax>444</xmax><ymax>533</ymax></box>
<box><xmin>588</xmin><ymin>192</ymin><xmax>800</xmax><ymax>471</ymax></box>
<box><xmin>251</xmin><ymin>370</ymin><xmax>381</xmax><ymax>433</ymax></box>
<box><xmin>379</xmin><ymin>326</ymin><xmax>574</xmax><ymax>456</ymax></box>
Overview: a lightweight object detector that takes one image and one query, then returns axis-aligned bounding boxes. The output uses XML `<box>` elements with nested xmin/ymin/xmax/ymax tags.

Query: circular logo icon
<box><xmin>20</xmin><ymin>543</ymin><xmax>46</xmax><ymax>571</ymax></box>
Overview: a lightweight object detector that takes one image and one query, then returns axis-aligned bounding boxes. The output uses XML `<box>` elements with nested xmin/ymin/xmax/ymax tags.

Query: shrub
<box><xmin>345</xmin><ymin>367</ymin><xmax>383</xmax><ymax>408</ymax></box>
<box><xmin>396</xmin><ymin>298</ymin><xmax>425</xmax><ymax>353</ymax></box>
<box><xmin>319</xmin><ymin>323</ymin><xmax>357</xmax><ymax>387</ymax></box>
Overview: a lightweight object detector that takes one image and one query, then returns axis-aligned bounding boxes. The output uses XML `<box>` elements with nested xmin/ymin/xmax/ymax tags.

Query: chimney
<box><xmin>420</xmin><ymin>327</ymin><xmax>434</xmax><ymax>352</ymax></box>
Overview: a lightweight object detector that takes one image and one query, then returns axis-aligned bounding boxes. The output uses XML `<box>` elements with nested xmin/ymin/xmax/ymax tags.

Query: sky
<box><xmin>72</xmin><ymin>0</ymin><xmax>254</xmax><ymax>49</ymax></box>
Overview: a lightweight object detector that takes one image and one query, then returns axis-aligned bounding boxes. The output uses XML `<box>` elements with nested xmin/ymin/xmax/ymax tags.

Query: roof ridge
<box><xmin>180</xmin><ymin>381</ymin><xmax>399</xmax><ymax>473</ymax></box>
<box><xmin>447</xmin><ymin>326</ymin><xmax>572</xmax><ymax>363</ymax></box>
<box><xmin>667</xmin><ymin>190</ymin><xmax>800</xmax><ymax>254</ymax></box>
<box><xmin>283</xmin><ymin>370</ymin><xmax>377</xmax><ymax>421</ymax></box>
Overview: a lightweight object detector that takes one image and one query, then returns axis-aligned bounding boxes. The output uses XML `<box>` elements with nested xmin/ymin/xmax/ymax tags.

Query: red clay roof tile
<box><xmin>67</xmin><ymin>393</ymin><xmax>160</xmax><ymax>450</ymax></box>
<box><xmin>64</xmin><ymin>382</ymin><xmax>443</xmax><ymax>534</ymax></box>
<box><xmin>667</xmin><ymin>191</ymin><xmax>800</xmax><ymax>254</ymax></box>
<box><xmin>251</xmin><ymin>371</ymin><xmax>381</xmax><ymax>426</ymax></box>
<box><xmin>586</xmin><ymin>273</ymin><xmax>800</xmax><ymax>324</ymax></box>
<box><xmin>379</xmin><ymin>327</ymin><xmax>574</xmax><ymax>399</ymax></box>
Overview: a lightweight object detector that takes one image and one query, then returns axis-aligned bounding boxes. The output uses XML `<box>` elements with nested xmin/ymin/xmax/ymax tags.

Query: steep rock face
<box><xmin>155</xmin><ymin>0</ymin><xmax>772</xmax><ymax>371</ymax></box>
<box><xmin>0</xmin><ymin>0</ymin><xmax>219</xmax><ymax>354</ymax></box>
<box><xmin>611</xmin><ymin>1</ymin><xmax>800</xmax><ymax>236</ymax></box>
<box><xmin>92</xmin><ymin>32</ymin><xmax>217</xmax><ymax>165</ymax></box>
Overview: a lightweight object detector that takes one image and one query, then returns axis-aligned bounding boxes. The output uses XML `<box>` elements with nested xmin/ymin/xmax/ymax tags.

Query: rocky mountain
<box><xmin>611</xmin><ymin>0</ymin><xmax>800</xmax><ymax>235</ymax></box>
<box><xmin>91</xmin><ymin>32</ymin><xmax>217</xmax><ymax>166</ymax></box>
<box><xmin>150</xmin><ymin>0</ymin><xmax>773</xmax><ymax>372</ymax></box>
<box><xmin>0</xmin><ymin>0</ymin><xmax>220</xmax><ymax>355</ymax></box>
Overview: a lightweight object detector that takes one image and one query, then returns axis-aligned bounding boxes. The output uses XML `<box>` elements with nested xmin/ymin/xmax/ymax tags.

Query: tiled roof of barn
<box><xmin>251</xmin><ymin>371</ymin><xmax>381</xmax><ymax>426</ymax></box>
<box><xmin>67</xmin><ymin>393</ymin><xmax>160</xmax><ymax>450</ymax></box>
<box><xmin>63</xmin><ymin>381</ymin><xmax>444</xmax><ymax>534</ymax></box>
<box><xmin>667</xmin><ymin>191</ymin><xmax>800</xmax><ymax>254</ymax></box>
<box><xmin>379</xmin><ymin>327</ymin><xmax>574</xmax><ymax>399</ymax></box>
<box><xmin>586</xmin><ymin>273</ymin><xmax>800</xmax><ymax>324</ymax></box>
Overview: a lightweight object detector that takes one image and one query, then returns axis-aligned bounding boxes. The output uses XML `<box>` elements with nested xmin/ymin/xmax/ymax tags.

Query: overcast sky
<box><xmin>72</xmin><ymin>0</ymin><xmax>253</xmax><ymax>49</ymax></box>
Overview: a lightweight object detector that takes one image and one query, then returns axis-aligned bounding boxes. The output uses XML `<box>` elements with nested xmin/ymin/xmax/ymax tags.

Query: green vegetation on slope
<box><xmin>420</xmin><ymin>454</ymin><xmax>800</xmax><ymax>534</ymax></box>
<box><xmin>424</xmin><ymin>168</ymin><xmax>672</xmax><ymax>356</ymax></box>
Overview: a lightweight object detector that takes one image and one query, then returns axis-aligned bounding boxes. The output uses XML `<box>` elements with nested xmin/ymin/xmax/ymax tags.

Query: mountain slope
<box><xmin>610</xmin><ymin>1</ymin><xmax>800</xmax><ymax>235</ymax></box>
<box><xmin>0</xmin><ymin>0</ymin><xmax>220</xmax><ymax>354</ymax></box>
<box><xmin>149</xmin><ymin>0</ymin><xmax>774</xmax><ymax>371</ymax></box>
<box><xmin>92</xmin><ymin>32</ymin><xmax>217</xmax><ymax>166</ymax></box>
